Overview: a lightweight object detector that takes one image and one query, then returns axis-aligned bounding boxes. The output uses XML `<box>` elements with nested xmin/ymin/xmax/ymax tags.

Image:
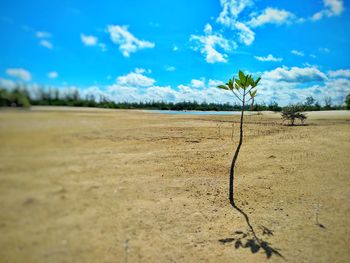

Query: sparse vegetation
<box><xmin>281</xmin><ymin>104</ymin><xmax>307</xmax><ymax>125</ymax></box>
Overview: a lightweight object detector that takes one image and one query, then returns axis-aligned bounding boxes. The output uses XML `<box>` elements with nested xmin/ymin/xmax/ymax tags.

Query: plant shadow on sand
<box><xmin>219</xmin><ymin>204</ymin><xmax>285</xmax><ymax>259</ymax></box>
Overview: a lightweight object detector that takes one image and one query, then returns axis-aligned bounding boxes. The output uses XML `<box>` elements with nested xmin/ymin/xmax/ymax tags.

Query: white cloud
<box><xmin>34</xmin><ymin>30</ymin><xmax>54</xmax><ymax>49</ymax></box>
<box><xmin>40</xmin><ymin>40</ymin><xmax>53</xmax><ymax>49</ymax></box>
<box><xmin>248</xmin><ymin>8</ymin><xmax>296</xmax><ymax>27</ymax></box>
<box><xmin>204</xmin><ymin>23</ymin><xmax>213</xmax><ymax>34</ymax></box>
<box><xmin>104</xmin><ymin>68</ymin><xmax>348</xmax><ymax>105</ymax></box>
<box><xmin>262</xmin><ymin>66</ymin><xmax>327</xmax><ymax>83</ymax></box>
<box><xmin>116</xmin><ymin>68</ymin><xmax>155</xmax><ymax>87</ymax></box>
<box><xmin>134</xmin><ymin>68</ymin><xmax>151</xmax><ymax>74</ymax></box>
<box><xmin>48</xmin><ymin>71</ymin><xmax>58</xmax><ymax>79</ymax></box>
<box><xmin>291</xmin><ymin>50</ymin><xmax>304</xmax><ymax>56</ymax></box>
<box><xmin>104</xmin><ymin>75</ymin><xmax>236</xmax><ymax>104</ymax></box>
<box><xmin>107</xmin><ymin>84</ymin><xmax>179</xmax><ymax>103</ymax></box>
<box><xmin>198</xmin><ymin>0</ymin><xmax>342</xmax><ymax>54</ymax></box>
<box><xmin>190</xmin><ymin>23</ymin><xmax>236</xmax><ymax>63</ymax></box>
<box><xmin>81</xmin><ymin>34</ymin><xmax>107</xmax><ymax>51</ymax></box>
<box><xmin>328</xmin><ymin>69</ymin><xmax>350</xmax><ymax>78</ymax></box>
<box><xmin>310</xmin><ymin>54</ymin><xmax>316</xmax><ymax>58</ymax></box>
<box><xmin>164</xmin><ymin>65</ymin><xmax>176</xmax><ymax>72</ymax></box>
<box><xmin>235</xmin><ymin>21</ymin><xmax>255</xmax><ymax>45</ymax></box>
<box><xmin>6</xmin><ymin>68</ymin><xmax>32</xmax><ymax>81</ymax></box>
<box><xmin>311</xmin><ymin>0</ymin><xmax>344</xmax><ymax>21</ymax></box>
<box><xmin>208</xmin><ymin>79</ymin><xmax>223</xmax><ymax>88</ymax></box>
<box><xmin>256</xmin><ymin>67</ymin><xmax>349</xmax><ymax>105</ymax></box>
<box><xmin>107</xmin><ymin>25</ymin><xmax>155</xmax><ymax>57</ymax></box>
<box><xmin>215</xmin><ymin>1</ymin><xmax>255</xmax><ymax>46</ymax></box>
<box><xmin>216</xmin><ymin>0</ymin><xmax>253</xmax><ymax>28</ymax></box>
<box><xmin>144</xmin><ymin>86</ymin><xmax>178</xmax><ymax>102</ymax></box>
<box><xmin>107</xmin><ymin>85</ymin><xmax>139</xmax><ymax>102</ymax></box>
<box><xmin>81</xmin><ymin>86</ymin><xmax>111</xmax><ymax>101</ymax></box>
<box><xmin>190</xmin><ymin>78</ymin><xmax>205</xmax><ymax>88</ymax></box>
<box><xmin>51</xmin><ymin>85</ymin><xmax>83</xmax><ymax>100</ymax></box>
<box><xmin>303</xmin><ymin>62</ymin><xmax>318</xmax><ymax>68</ymax></box>
<box><xmin>176</xmin><ymin>84</ymin><xmax>234</xmax><ymax>104</ymax></box>
<box><xmin>324</xmin><ymin>0</ymin><xmax>344</xmax><ymax>15</ymax></box>
<box><xmin>311</xmin><ymin>12</ymin><xmax>324</xmax><ymax>21</ymax></box>
<box><xmin>173</xmin><ymin>45</ymin><xmax>179</xmax><ymax>51</ymax></box>
<box><xmin>9</xmin><ymin>66</ymin><xmax>349</xmax><ymax>106</ymax></box>
<box><xmin>257</xmin><ymin>78</ymin><xmax>350</xmax><ymax>106</ymax></box>
<box><xmin>81</xmin><ymin>34</ymin><xmax>98</xmax><ymax>46</ymax></box>
<box><xmin>215</xmin><ymin>3</ymin><xmax>297</xmax><ymax>47</ymax></box>
<box><xmin>212</xmin><ymin>1</ymin><xmax>344</xmax><ymax>51</ymax></box>
<box><xmin>134</xmin><ymin>68</ymin><xmax>145</xmax><ymax>74</ymax></box>
<box><xmin>254</xmin><ymin>54</ymin><xmax>282</xmax><ymax>62</ymax></box>
<box><xmin>36</xmin><ymin>31</ymin><xmax>51</xmax><ymax>38</ymax></box>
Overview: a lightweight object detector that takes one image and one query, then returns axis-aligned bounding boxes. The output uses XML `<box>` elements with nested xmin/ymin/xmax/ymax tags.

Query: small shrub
<box><xmin>281</xmin><ymin>104</ymin><xmax>307</xmax><ymax>126</ymax></box>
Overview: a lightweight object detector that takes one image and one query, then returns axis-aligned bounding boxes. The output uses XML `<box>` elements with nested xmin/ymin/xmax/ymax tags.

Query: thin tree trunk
<box><xmin>229</xmin><ymin>96</ymin><xmax>245</xmax><ymax>206</ymax></box>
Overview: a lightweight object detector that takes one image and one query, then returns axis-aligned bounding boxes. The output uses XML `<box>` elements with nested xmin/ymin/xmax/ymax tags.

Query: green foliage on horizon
<box><xmin>0</xmin><ymin>87</ymin><xmax>346</xmax><ymax>111</ymax></box>
<box><xmin>0</xmin><ymin>88</ymin><xmax>31</xmax><ymax>107</ymax></box>
<box><xmin>345</xmin><ymin>93</ymin><xmax>350</xmax><ymax>110</ymax></box>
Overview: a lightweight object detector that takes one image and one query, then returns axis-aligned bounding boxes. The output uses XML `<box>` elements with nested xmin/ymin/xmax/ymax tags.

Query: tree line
<box><xmin>1</xmin><ymin>86</ymin><xmax>349</xmax><ymax>111</ymax></box>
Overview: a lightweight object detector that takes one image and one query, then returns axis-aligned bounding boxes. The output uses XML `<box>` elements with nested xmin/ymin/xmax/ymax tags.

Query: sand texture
<box><xmin>0</xmin><ymin>107</ymin><xmax>349</xmax><ymax>262</ymax></box>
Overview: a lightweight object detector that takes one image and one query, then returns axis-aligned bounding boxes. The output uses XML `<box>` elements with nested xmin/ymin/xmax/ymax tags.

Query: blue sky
<box><xmin>0</xmin><ymin>0</ymin><xmax>350</xmax><ymax>105</ymax></box>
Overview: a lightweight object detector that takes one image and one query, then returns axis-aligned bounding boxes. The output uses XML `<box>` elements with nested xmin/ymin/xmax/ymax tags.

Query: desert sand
<box><xmin>0</xmin><ymin>107</ymin><xmax>349</xmax><ymax>262</ymax></box>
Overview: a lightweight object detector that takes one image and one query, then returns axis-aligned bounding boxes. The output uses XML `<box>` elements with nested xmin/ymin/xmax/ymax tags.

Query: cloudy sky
<box><xmin>0</xmin><ymin>0</ymin><xmax>350</xmax><ymax>105</ymax></box>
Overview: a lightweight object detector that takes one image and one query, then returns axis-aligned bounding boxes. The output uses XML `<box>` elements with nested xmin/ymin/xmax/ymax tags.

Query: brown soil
<box><xmin>0</xmin><ymin>107</ymin><xmax>349</xmax><ymax>263</ymax></box>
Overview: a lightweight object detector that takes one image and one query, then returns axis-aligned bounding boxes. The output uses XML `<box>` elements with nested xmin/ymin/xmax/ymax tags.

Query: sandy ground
<box><xmin>0</xmin><ymin>107</ymin><xmax>349</xmax><ymax>263</ymax></box>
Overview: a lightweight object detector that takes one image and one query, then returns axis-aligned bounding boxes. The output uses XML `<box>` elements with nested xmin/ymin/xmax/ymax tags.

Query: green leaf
<box><xmin>228</xmin><ymin>79</ymin><xmax>234</xmax><ymax>90</ymax></box>
<box><xmin>247</xmin><ymin>75</ymin><xmax>254</xmax><ymax>86</ymax></box>
<box><xmin>235</xmin><ymin>79</ymin><xmax>244</xmax><ymax>88</ymax></box>
<box><xmin>239</xmin><ymin>70</ymin><xmax>246</xmax><ymax>83</ymax></box>
<box><xmin>250</xmin><ymin>89</ymin><xmax>257</xmax><ymax>97</ymax></box>
<box><xmin>217</xmin><ymin>85</ymin><xmax>229</xmax><ymax>90</ymax></box>
<box><xmin>255</xmin><ymin>77</ymin><xmax>261</xmax><ymax>86</ymax></box>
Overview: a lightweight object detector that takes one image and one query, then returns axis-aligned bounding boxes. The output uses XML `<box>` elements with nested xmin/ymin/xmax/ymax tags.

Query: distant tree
<box><xmin>312</xmin><ymin>101</ymin><xmax>321</xmax><ymax>111</ymax></box>
<box><xmin>281</xmin><ymin>104</ymin><xmax>307</xmax><ymax>126</ymax></box>
<box><xmin>268</xmin><ymin>101</ymin><xmax>282</xmax><ymax>112</ymax></box>
<box><xmin>324</xmin><ymin>97</ymin><xmax>332</xmax><ymax>110</ymax></box>
<box><xmin>345</xmin><ymin>93</ymin><xmax>350</xmax><ymax>110</ymax></box>
<box><xmin>305</xmin><ymin>96</ymin><xmax>315</xmax><ymax>107</ymax></box>
<box><xmin>218</xmin><ymin>70</ymin><xmax>261</xmax><ymax>206</ymax></box>
<box><xmin>73</xmin><ymin>90</ymin><xmax>79</xmax><ymax>101</ymax></box>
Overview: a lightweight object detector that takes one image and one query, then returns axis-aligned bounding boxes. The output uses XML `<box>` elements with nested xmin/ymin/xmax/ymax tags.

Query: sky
<box><xmin>0</xmin><ymin>0</ymin><xmax>350</xmax><ymax>105</ymax></box>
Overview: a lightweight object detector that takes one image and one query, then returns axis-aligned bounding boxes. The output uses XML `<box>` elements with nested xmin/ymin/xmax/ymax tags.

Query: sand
<box><xmin>0</xmin><ymin>107</ymin><xmax>349</xmax><ymax>262</ymax></box>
